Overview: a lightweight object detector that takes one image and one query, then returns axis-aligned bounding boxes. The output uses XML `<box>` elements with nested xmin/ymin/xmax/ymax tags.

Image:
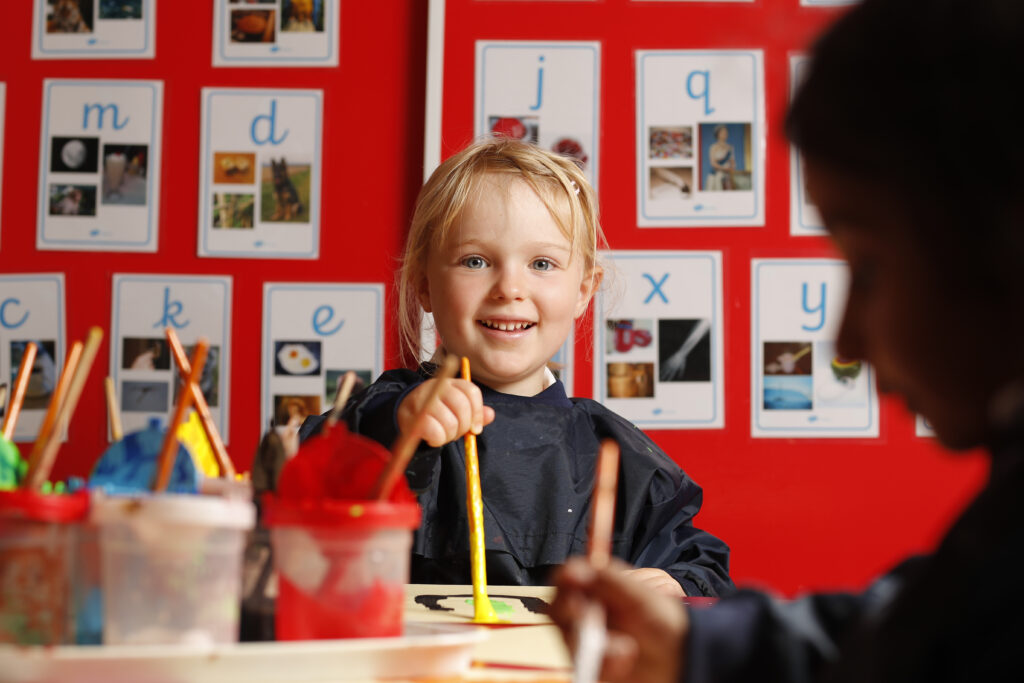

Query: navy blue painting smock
<box><xmin>303</xmin><ymin>365</ymin><xmax>734</xmax><ymax>597</ymax></box>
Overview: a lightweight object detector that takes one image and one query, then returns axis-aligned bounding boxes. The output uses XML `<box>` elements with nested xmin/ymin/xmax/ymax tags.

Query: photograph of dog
<box><xmin>261</xmin><ymin>157</ymin><xmax>310</xmax><ymax>223</ymax></box>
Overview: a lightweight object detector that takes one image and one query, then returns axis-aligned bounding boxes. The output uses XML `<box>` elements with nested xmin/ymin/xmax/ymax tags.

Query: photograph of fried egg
<box><xmin>274</xmin><ymin>340</ymin><xmax>322</xmax><ymax>376</ymax></box>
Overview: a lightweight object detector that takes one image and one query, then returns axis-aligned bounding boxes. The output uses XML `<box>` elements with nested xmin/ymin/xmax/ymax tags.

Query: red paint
<box><xmin>276</xmin><ymin>577</ymin><xmax>404</xmax><ymax>640</ymax></box>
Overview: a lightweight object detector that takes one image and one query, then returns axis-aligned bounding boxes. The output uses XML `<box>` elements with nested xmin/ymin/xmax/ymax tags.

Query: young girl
<box><xmin>317</xmin><ymin>137</ymin><xmax>732</xmax><ymax>597</ymax></box>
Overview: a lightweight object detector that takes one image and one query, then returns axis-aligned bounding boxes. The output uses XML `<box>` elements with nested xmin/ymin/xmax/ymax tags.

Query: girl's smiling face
<box><xmin>418</xmin><ymin>173</ymin><xmax>599</xmax><ymax>396</ymax></box>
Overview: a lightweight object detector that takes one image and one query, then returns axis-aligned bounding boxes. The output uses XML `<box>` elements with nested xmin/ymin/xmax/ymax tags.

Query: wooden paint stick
<box><xmin>25</xmin><ymin>341</ymin><xmax>83</xmax><ymax>476</ymax></box>
<box><xmin>461</xmin><ymin>356</ymin><xmax>499</xmax><ymax>624</ymax></box>
<box><xmin>153</xmin><ymin>338</ymin><xmax>209</xmax><ymax>492</ymax></box>
<box><xmin>573</xmin><ymin>438</ymin><xmax>621</xmax><ymax>683</ymax></box>
<box><xmin>326</xmin><ymin>370</ymin><xmax>358</xmax><ymax>428</ymax></box>
<box><xmin>587</xmin><ymin>439</ymin><xmax>620</xmax><ymax>569</ymax></box>
<box><xmin>372</xmin><ymin>354</ymin><xmax>460</xmax><ymax>501</ymax></box>
<box><xmin>24</xmin><ymin>328</ymin><xmax>103</xmax><ymax>491</ymax></box>
<box><xmin>104</xmin><ymin>376</ymin><xmax>123</xmax><ymax>442</ymax></box>
<box><xmin>2</xmin><ymin>342</ymin><xmax>37</xmax><ymax>440</ymax></box>
<box><xmin>165</xmin><ymin>329</ymin><xmax>234</xmax><ymax>478</ymax></box>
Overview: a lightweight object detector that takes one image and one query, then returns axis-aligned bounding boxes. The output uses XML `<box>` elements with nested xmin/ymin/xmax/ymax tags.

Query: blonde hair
<box><xmin>398</xmin><ymin>137</ymin><xmax>605</xmax><ymax>366</ymax></box>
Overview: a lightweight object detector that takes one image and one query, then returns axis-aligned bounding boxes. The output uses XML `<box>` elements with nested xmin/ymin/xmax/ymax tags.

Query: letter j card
<box><xmin>198</xmin><ymin>88</ymin><xmax>323</xmax><ymax>259</ymax></box>
<box><xmin>751</xmin><ymin>259</ymin><xmax>878</xmax><ymax>438</ymax></box>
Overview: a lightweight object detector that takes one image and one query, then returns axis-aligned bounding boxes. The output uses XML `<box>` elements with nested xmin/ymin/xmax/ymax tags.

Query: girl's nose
<box><xmin>491</xmin><ymin>266</ymin><xmax>525</xmax><ymax>301</ymax></box>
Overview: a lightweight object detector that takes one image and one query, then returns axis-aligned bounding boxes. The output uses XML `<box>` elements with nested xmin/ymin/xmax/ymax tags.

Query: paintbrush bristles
<box><xmin>587</xmin><ymin>439</ymin><xmax>621</xmax><ymax>570</ymax></box>
<box><xmin>3</xmin><ymin>342</ymin><xmax>37</xmax><ymax>440</ymax></box>
<box><xmin>372</xmin><ymin>354</ymin><xmax>460</xmax><ymax>500</ymax></box>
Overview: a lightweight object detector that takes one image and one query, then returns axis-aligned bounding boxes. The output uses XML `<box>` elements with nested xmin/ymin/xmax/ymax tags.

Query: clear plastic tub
<box><xmin>0</xmin><ymin>489</ymin><xmax>89</xmax><ymax>645</ymax></box>
<box><xmin>263</xmin><ymin>498</ymin><xmax>420</xmax><ymax>640</ymax></box>
<box><xmin>91</xmin><ymin>493</ymin><xmax>255</xmax><ymax>645</ymax></box>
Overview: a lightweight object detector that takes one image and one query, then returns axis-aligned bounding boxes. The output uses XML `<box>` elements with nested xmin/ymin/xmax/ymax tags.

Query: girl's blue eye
<box><xmin>462</xmin><ymin>256</ymin><xmax>486</xmax><ymax>269</ymax></box>
<box><xmin>531</xmin><ymin>258</ymin><xmax>556</xmax><ymax>272</ymax></box>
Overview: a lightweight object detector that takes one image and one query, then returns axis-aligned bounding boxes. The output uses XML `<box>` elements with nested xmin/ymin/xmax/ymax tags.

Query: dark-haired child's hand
<box><xmin>397</xmin><ymin>377</ymin><xmax>495</xmax><ymax>447</ymax></box>
<box><xmin>550</xmin><ymin>557</ymin><xmax>688</xmax><ymax>683</ymax></box>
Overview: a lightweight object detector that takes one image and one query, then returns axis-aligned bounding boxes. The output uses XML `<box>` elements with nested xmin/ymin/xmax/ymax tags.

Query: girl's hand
<box><xmin>550</xmin><ymin>558</ymin><xmax>688</xmax><ymax>683</ymax></box>
<box><xmin>622</xmin><ymin>567</ymin><xmax>686</xmax><ymax>598</ymax></box>
<box><xmin>397</xmin><ymin>377</ymin><xmax>495</xmax><ymax>447</ymax></box>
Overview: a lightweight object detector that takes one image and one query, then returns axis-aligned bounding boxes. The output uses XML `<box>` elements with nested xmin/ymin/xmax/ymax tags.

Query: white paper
<box><xmin>212</xmin><ymin>0</ymin><xmax>339</xmax><ymax>67</ymax></box>
<box><xmin>476</xmin><ymin>41</ymin><xmax>600</xmax><ymax>188</ymax></box>
<box><xmin>198</xmin><ymin>88</ymin><xmax>322</xmax><ymax>259</ymax></box>
<box><xmin>0</xmin><ymin>274</ymin><xmax>67</xmax><ymax>441</ymax></box>
<box><xmin>261</xmin><ymin>283</ymin><xmax>384</xmax><ymax>431</ymax></box>
<box><xmin>110</xmin><ymin>275</ymin><xmax>232</xmax><ymax>441</ymax></box>
<box><xmin>789</xmin><ymin>55</ymin><xmax>825</xmax><ymax>236</ymax></box>
<box><xmin>751</xmin><ymin>259</ymin><xmax>878</xmax><ymax>438</ymax></box>
<box><xmin>32</xmin><ymin>0</ymin><xmax>155</xmax><ymax>60</ymax></box>
<box><xmin>0</xmin><ymin>83</ymin><xmax>5</xmax><ymax>251</ymax></box>
<box><xmin>637</xmin><ymin>50</ymin><xmax>765</xmax><ymax>227</ymax></box>
<box><xmin>37</xmin><ymin>79</ymin><xmax>163</xmax><ymax>252</ymax></box>
<box><xmin>593</xmin><ymin>251</ymin><xmax>724</xmax><ymax>429</ymax></box>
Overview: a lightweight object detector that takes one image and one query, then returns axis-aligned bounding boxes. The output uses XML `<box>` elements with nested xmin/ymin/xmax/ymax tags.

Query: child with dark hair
<box><xmin>551</xmin><ymin>1</ymin><xmax>1024</xmax><ymax>681</ymax></box>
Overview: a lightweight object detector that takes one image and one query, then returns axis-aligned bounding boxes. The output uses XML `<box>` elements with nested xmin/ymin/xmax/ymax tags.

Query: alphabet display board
<box><xmin>0</xmin><ymin>1</ymin><xmax>986</xmax><ymax>597</ymax></box>
<box><xmin>426</xmin><ymin>0</ymin><xmax>986</xmax><ymax>595</ymax></box>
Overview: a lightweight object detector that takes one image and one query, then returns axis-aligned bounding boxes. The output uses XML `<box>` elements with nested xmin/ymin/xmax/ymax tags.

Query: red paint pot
<box><xmin>263</xmin><ymin>497</ymin><xmax>420</xmax><ymax>640</ymax></box>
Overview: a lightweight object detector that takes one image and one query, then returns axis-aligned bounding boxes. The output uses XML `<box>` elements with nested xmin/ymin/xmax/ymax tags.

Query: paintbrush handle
<box><xmin>153</xmin><ymin>338</ymin><xmax>208</xmax><ymax>492</ymax></box>
<box><xmin>3</xmin><ymin>342</ymin><xmax>37</xmax><ymax>440</ymax></box>
<box><xmin>460</xmin><ymin>356</ymin><xmax>499</xmax><ymax>623</ymax></box>
<box><xmin>372</xmin><ymin>354</ymin><xmax>460</xmax><ymax>500</ymax></box>
<box><xmin>104</xmin><ymin>376</ymin><xmax>123</xmax><ymax>442</ymax></box>
<box><xmin>24</xmin><ymin>328</ymin><xmax>103</xmax><ymax>491</ymax></box>
<box><xmin>166</xmin><ymin>329</ymin><xmax>234</xmax><ymax>478</ymax></box>
<box><xmin>26</xmin><ymin>342</ymin><xmax>83</xmax><ymax>474</ymax></box>
<box><xmin>588</xmin><ymin>439</ymin><xmax>620</xmax><ymax>569</ymax></box>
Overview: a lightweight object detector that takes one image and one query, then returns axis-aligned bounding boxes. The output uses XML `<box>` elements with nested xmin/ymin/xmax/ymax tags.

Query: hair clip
<box><xmin>570</xmin><ymin>180</ymin><xmax>581</xmax><ymax>196</ymax></box>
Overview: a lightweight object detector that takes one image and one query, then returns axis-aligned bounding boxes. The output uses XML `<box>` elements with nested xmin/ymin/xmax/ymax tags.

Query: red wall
<box><xmin>1</xmin><ymin>0</ymin><xmax>987</xmax><ymax>597</ymax></box>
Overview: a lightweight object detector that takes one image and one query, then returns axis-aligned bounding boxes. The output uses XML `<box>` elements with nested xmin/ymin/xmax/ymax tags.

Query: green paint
<box><xmin>0</xmin><ymin>437</ymin><xmax>27</xmax><ymax>490</ymax></box>
<box><xmin>464</xmin><ymin>598</ymin><xmax>514</xmax><ymax>615</ymax></box>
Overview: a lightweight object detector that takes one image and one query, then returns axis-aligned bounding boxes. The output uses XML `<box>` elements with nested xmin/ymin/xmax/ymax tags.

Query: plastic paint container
<box><xmin>91</xmin><ymin>493</ymin><xmax>255</xmax><ymax>645</ymax></box>
<box><xmin>0</xmin><ymin>489</ymin><xmax>89</xmax><ymax>645</ymax></box>
<box><xmin>263</xmin><ymin>497</ymin><xmax>420</xmax><ymax>640</ymax></box>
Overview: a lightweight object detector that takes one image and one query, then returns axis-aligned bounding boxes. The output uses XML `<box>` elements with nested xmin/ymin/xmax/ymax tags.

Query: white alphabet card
<box><xmin>198</xmin><ymin>88</ymin><xmax>322</xmax><ymax>259</ymax></box>
<box><xmin>789</xmin><ymin>55</ymin><xmax>824</xmax><ymax>236</ymax></box>
<box><xmin>212</xmin><ymin>0</ymin><xmax>339</xmax><ymax>67</ymax></box>
<box><xmin>37</xmin><ymin>79</ymin><xmax>163</xmax><ymax>252</ymax></box>
<box><xmin>476</xmin><ymin>41</ymin><xmax>601</xmax><ymax>188</ymax></box>
<box><xmin>751</xmin><ymin>259</ymin><xmax>878</xmax><ymax>438</ymax></box>
<box><xmin>32</xmin><ymin>0</ymin><xmax>155</xmax><ymax>60</ymax></box>
<box><xmin>0</xmin><ymin>83</ymin><xmax>5</xmax><ymax>251</ymax></box>
<box><xmin>593</xmin><ymin>251</ymin><xmax>724</xmax><ymax>429</ymax></box>
<box><xmin>110</xmin><ymin>275</ymin><xmax>232</xmax><ymax>440</ymax></box>
<box><xmin>0</xmin><ymin>274</ymin><xmax>66</xmax><ymax>442</ymax></box>
<box><xmin>261</xmin><ymin>283</ymin><xmax>384</xmax><ymax>431</ymax></box>
<box><xmin>637</xmin><ymin>50</ymin><xmax>765</xmax><ymax>227</ymax></box>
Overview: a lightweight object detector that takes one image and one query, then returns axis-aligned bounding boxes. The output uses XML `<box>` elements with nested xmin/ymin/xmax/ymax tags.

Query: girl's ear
<box><xmin>417</xmin><ymin>273</ymin><xmax>433</xmax><ymax>313</ymax></box>
<box><xmin>574</xmin><ymin>265</ymin><xmax>603</xmax><ymax>319</ymax></box>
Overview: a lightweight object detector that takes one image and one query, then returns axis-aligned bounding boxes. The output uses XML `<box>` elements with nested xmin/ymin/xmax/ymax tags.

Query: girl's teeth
<box><xmin>482</xmin><ymin>320</ymin><xmax>531</xmax><ymax>331</ymax></box>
